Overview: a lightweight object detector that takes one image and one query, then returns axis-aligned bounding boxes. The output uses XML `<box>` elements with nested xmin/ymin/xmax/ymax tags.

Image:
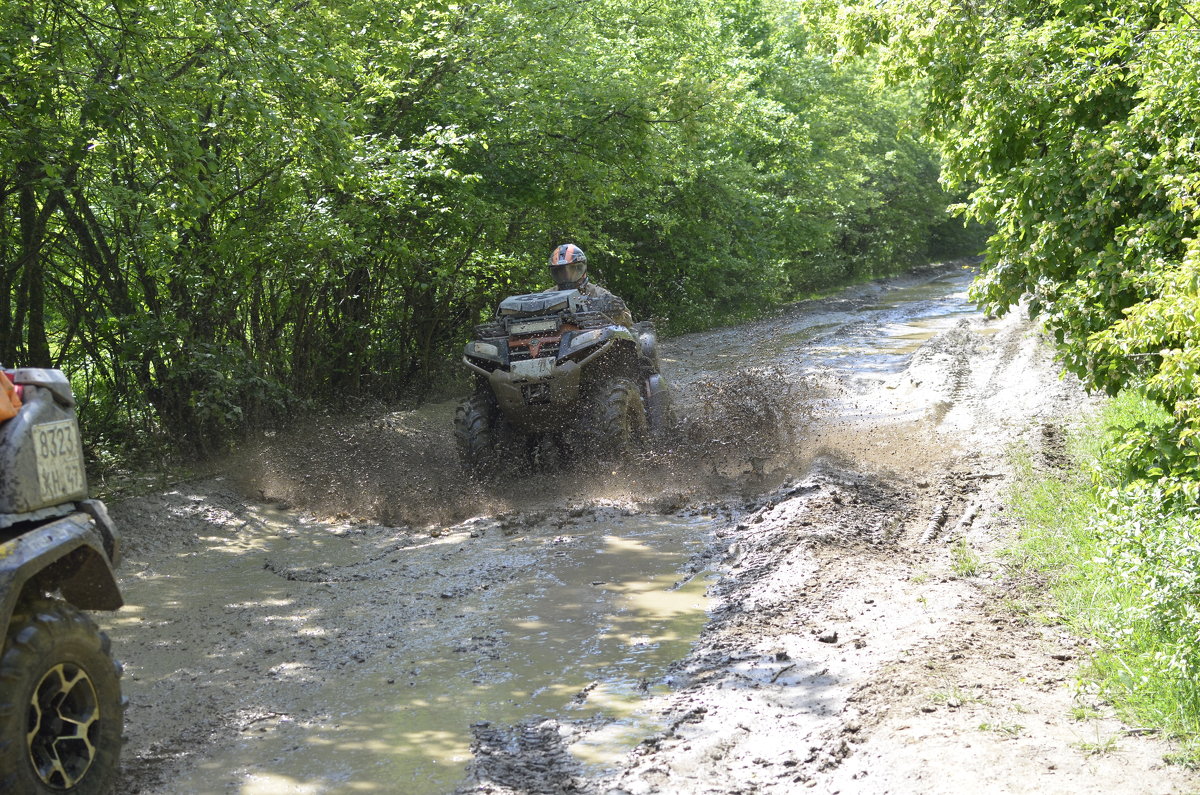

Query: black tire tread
<box><xmin>455</xmin><ymin>392</ymin><xmax>501</xmax><ymax>473</ymax></box>
<box><xmin>0</xmin><ymin>598</ymin><xmax>124</xmax><ymax>795</ymax></box>
<box><xmin>590</xmin><ymin>376</ymin><xmax>647</xmax><ymax>457</ymax></box>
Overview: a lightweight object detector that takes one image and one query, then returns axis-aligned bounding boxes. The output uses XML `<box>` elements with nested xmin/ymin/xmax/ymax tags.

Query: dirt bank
<box><xmin>103</xmin><ymin>266</ymin><xmax>1200</xmax><ymax>794</ymax></box>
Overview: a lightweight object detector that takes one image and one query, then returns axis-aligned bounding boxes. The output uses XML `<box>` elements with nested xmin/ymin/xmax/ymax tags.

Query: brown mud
<box><xmin>103</xmin><ymin>264</ymin><xmax>1200</xmax><ymax>794</ymax></box>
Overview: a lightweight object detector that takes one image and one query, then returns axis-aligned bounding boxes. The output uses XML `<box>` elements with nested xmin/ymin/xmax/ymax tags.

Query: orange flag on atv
<box><xmin>0</xmin><ymin>371</ymin><xmax>21</xmax><ymax>422</ymax></box>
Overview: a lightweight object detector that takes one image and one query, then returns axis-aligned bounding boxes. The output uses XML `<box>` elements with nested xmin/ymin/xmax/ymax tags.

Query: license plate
<box><xmin>34</xmin><ymin>419</ymin><xmax>85</xmax><ymax>502</ymax></box>
<box><xmin>510</xmin><ymin>357</ymin><xmax>555</xmax><ymax>378</ymax></box>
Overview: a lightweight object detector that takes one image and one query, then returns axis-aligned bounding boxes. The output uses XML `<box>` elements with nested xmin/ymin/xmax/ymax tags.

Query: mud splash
<box><xmin>230</xmin><ymin>267</ymin><xmax>979</xmax><ymax>533</ymax></box>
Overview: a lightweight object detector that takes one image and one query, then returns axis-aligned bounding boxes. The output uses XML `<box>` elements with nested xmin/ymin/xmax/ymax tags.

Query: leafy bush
<box><xmin>1095</xmin><ymin>486</ymin><xmax>1200</xmax><ymax>685</ymax></box>
<box><xmin>861</xmin><ymin>0</ymin><xmax>1200</xmax><ymax>494</ymax></box>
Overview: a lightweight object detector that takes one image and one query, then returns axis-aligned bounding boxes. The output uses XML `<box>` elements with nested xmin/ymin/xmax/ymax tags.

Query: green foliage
<box><xmin>950</xmin><ymin>537</ymin><xmax>984</xmax><ymax>577</ymax></box>
<box><xmin>1094</xmin><ymin>485</ymin><xmax>1200</xmax><ymax>693</ymax></box>
<box><xmin>864</xmin><ymin>0</ymin><xmax>1200</xmax><ymax>491</ymax></box>
<box><xmin>0</xmin><ymin>0</ymin><xmax>964</xmax><ymax>455</ymax></box>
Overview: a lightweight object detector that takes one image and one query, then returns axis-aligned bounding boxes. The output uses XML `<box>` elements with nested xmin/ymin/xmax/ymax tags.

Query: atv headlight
<box><xmin>466</xmin><ymin>341</ymin><xmax>501</xmax><ymax>360</ymax></box>
<box><xmin>565</xmin><ymin>329</ymin><xmax>605</xmax><ymax>352</ymax></box>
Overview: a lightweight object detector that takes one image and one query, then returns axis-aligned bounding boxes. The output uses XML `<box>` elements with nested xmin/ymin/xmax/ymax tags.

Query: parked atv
<box><xmin>0</xmin><ymin>367</ymin><xmax>124</xmax><ymax>794</ymax></box>
<box><xmin>456</xmin><ymin>288</ymin><xmax>670</xmax><ymax>472</ymax></box>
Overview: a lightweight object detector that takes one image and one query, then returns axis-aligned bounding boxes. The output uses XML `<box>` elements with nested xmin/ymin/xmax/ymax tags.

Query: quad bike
<box><xmin>456</xmin><ymin>288</ymin><xmax>670</xmax><ymax>472</ymax></box>
<box><xmin>0</xmin><ymin>367</ymin><xmax>124</xmax><ymax>794</ymax></box>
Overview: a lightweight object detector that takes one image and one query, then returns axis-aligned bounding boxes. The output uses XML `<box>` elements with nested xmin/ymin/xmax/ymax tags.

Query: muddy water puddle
<box><xmin>138</xmin><ymin>508</ymin><xmax>718</xmax><ymax>794</ymax></box>
<box><xmin>801</xmin><ymin>271</ymin><xmax>978</xmax><ymax>377</ymax></box>
<box><xmin>663</xmin><ymin>268</ymin><xmax>979</xmax><ymax>385</ymax></box>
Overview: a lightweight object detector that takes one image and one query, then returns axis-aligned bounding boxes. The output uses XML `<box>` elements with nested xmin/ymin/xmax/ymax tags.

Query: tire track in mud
<box><xmin>586</xmin><ymin>465</ymin><xmax>946</xmax><ymax>794</ymax></box>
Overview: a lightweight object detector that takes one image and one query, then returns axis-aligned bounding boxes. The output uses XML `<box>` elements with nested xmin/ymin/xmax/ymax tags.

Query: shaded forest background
<box><xmin>0</xmin><ymin>0</ymin><xmax>976</xmax><ymax>457</ymax></box>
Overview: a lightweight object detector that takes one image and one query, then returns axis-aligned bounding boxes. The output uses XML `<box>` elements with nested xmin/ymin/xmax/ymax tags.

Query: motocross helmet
<box><xmin>549</xmin><ymin>243</ymin><xmax>588</xmax><ymax>290</ymax></box>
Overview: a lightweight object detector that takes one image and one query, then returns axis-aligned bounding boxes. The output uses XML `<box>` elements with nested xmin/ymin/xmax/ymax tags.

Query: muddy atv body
<box><xmin>457</xmin><ymin>288</ymin><xmax>670</xmax><ymax>471</ymax></box>
<box><xmin>0</xmin><ymin>368</ymin><xmax>124</xmax><ymax>794</ymax></box>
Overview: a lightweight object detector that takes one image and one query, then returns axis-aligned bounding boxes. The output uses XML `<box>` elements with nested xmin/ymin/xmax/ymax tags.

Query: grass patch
<box><xmin>1005</xmin><ymin>390</ymin><xmax>1200</xmax><ymax>763</ymax></box>
<box><xmin>929</xmin><ymin>685</ymin><xmax>981</xmax><ymax>708</ymax></box>
<box><xmin>950</xmin><ymin>537</ymin><xmax>984</xmax><ymax>577</ymax></box>
<box><xmin>978</xmin><ymin>721</ymin><xmax>1023</xmax><ymax>737</ymax></box>
<box><xmin>1073</xmin><ymin>734</ymin><xmax>1120</xmax><ymax>756</ymax></box>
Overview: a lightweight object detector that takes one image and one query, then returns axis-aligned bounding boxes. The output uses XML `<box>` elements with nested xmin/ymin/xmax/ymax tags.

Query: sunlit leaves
<box><xmin>868</xmin><ymin>0</ymin><xmax>1200</xmax><ymax>487</ymax></box>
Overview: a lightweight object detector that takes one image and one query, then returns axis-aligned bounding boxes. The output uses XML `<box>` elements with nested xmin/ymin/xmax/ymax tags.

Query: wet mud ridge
<box><xmin>459</xmin><ymin>720</ymin><xmax>591</xmax><ymax>794</ymax></box>
<box><xmin>104</xmin><ymin>266</ymin><xmax>1200</xmax><ymax>794</ymax></box>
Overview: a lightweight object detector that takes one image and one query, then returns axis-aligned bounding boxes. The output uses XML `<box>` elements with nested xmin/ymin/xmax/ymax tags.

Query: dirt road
<box><xmin>103</xmin><ymin>265</ymin><xmax>1199</xmax><ymax>794</ymax></box>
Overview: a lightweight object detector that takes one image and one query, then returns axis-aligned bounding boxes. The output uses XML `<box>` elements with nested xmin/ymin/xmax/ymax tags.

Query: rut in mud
<box><xmin>103</xmin><ymin>264</ymin><xmax>1200</xmax><ymax>794</ymax></box>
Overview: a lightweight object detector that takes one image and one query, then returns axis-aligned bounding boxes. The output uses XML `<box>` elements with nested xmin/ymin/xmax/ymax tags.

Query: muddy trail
<box><xmin>103</xmin><ymin>264</ymin><xmax>1199</xmax><ymax>794</ymax></box>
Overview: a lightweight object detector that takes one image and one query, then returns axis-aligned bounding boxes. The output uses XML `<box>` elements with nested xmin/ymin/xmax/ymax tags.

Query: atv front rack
<box><xmin>473</xmin><ymin>310</ymin><xmax>615</xmax><ymax>339</ymax></box>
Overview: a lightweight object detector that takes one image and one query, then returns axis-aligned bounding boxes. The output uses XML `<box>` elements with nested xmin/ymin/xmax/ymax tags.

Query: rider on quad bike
<box><xmin>545</xmin><ymin>244</ymin><xmax>634</xmax><ymax>327</ymax></box>
<box><xmin>456</xmin><ymin>244</ymin><xmax>669</xmax><ymax>472</ymax></box>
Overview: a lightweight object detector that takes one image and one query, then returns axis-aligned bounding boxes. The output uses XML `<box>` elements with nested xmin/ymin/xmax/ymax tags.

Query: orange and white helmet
<box><xmin>549</xmin><ymin>243</ymin><xmax>588</xmax><ymax>290</ymax></box>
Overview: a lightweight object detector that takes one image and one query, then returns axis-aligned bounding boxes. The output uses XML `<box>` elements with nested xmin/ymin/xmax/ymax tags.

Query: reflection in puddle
<box><xmin>816</xmin><ymin>286</ymin><xmax>977</xmax><ymax>363</ymax></box>
<box><xmin>665</xmin><ymin>269</ymin><xmax>980</xmax><ymax>385</ymax></box>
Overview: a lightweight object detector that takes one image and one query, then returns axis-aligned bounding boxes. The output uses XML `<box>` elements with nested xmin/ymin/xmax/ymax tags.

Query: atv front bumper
<box><xmin>486</xmin><ymin>359</ymin><xmax>583</xmax><ymax>429</ymax></box>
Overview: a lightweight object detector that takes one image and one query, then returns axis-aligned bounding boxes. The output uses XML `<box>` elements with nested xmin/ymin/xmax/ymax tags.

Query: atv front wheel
<box><xmin>0</xmin><ymin>599</ymin><xmax>124</xmax><ymax>795</ymax></box>
<box><xmin>455</xmin><ymin>392</ymin><xmax>506</xmax><ymax>474</ymax></box>
<box><xmin>590</xmin><ymin>377</ymin><xmax>648</xmax><ymax>457</ymax></box>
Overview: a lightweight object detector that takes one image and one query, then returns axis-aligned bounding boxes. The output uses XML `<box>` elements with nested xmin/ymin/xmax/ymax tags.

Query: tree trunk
<box><xmin>16</xmin><ymin>161</ymin><xmax>52</xmax><ymax>367</ymax></box>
